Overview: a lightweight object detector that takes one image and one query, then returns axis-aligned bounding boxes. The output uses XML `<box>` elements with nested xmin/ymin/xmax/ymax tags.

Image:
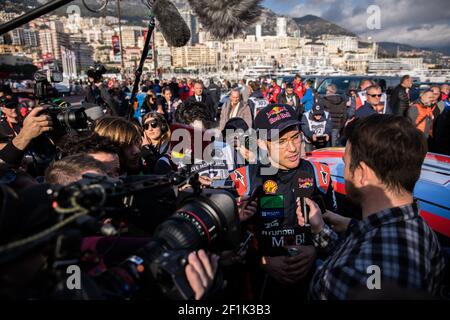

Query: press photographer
<box><xmin>0</xmin><ymin>70</ymin><xmax>91</xmax><ymax>176</ymax></box>
<box><xmin>84</xmin><ymin>63</ymin><xmax>120</xmax><ymax>116</ymax></box>
<box><xmin>0</xmin><ymin>98</ymin><xmax>54</xmax><ymax>173</ymax></box>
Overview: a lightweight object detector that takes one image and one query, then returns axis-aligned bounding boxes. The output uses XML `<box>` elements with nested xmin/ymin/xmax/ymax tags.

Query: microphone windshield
<box><xmin>188</xmin><ymin>0</ymin><xmax>263</xmax><ymax>39</ymax></box>
<box><xmin>293</xmin><ymin>171</ymin><xmax>315</xmax><ymax>199</ymax></box>
<box><xmin>153</xmin><ymin>0</ymin><xmax>191</xmax><ymax>47</ymax></box>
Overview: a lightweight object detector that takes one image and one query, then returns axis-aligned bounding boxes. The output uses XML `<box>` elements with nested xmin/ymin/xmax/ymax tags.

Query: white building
<box><xmin>61</xmin><ymin>45</ymin><xmax>77</xmax><ymax>78</ymax></box>
<box><xmin>276</xmin><ymin>17</ymin><xmax>287</xmax><ymax>37</ymax></box>
<box><xmin>255</xmin><ymin>24</ymin><xmax>262</xmax><ymax>40</ymax></box>
<box><xmin>368</xmin><ymin>58</ymin><xmax>425</xmax><ymax>74</ymax></box>
<box><xmin>323</xmin><ymin>36</ymin><xmax>358</xmax><ymax>53</ymax></box>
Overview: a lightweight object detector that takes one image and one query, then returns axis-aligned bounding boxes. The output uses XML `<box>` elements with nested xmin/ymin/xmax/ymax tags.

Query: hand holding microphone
<box><xmin>293</xmin><ymin>171</ymin><xmax>324</xmax><ymax>234</ymax></box>
<box><xmin>296</xmin><ymin>198</ymin><xmax>324</xmax><ymax>235</ymax></box>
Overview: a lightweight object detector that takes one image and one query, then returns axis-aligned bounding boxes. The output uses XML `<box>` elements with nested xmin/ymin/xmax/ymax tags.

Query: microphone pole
<box><xmin>0</xmin><ymin>0</ymin><xmax>74</xmax><ymax>35</ymax></box>
<box><xmin>127</xmin><ymin>15</ymin><xmax>156</xmax><ymax>120</ymax></box>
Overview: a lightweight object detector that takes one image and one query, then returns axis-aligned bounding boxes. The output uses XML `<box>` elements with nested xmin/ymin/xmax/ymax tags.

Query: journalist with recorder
<box><xmin>297</xmin><ymin>114</ymin><xmax>446</xmax><ymax>299</ymax></box>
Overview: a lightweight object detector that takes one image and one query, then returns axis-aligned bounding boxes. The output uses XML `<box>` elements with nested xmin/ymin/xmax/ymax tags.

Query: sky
<box><xmin>263</xmin><ymin>0</ymin><xmax>450</xmax><ymax>49</ymax></box>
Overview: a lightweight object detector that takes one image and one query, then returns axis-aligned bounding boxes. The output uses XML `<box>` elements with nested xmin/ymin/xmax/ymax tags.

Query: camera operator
<box><xmin>228</xmin><ymin>104</ymin><xmax>338</xmax><ymax>300</ymax></box>
<box><xmin>298</xmin><ymin>114</ymin><xmax>445</xmax><ymax>299</ymax></box>
<box><xmin>0</xmin><ymin>182</ymin><xmax>221</xmax><ymax>300</ymax></box>
<box><xmin>84</xmin><ymin>64</ymin><xmax>119</xmax><ymax>116</ymax></box>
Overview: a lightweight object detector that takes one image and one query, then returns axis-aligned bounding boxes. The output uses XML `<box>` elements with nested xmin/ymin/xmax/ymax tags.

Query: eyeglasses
<box><xmin>271</xmin><ymin>132</ymin><xmax>302</xmax><ymax>149</ymax></box>
<box><xmin>143</xmin><ymin>121</ymin><xmax>159</xmax><ymax>130</ymax></box>
<box><xmin>368</xmin><ymin>94</ymin><xmax>382</xmax><ymax>98</ymax></box>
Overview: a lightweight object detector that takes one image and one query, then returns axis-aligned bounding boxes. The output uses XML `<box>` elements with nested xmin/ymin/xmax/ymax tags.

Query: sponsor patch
<box><xmin>263</xmin><ymin>180</ymin><xmax>278</xmax><ymax>194</ymax></box>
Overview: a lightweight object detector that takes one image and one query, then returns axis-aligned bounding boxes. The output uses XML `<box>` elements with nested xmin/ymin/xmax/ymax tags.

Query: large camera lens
<box><xmin>56</xmin><ymin>107</ymin><xmax>88</xmax><ymax>130</ymax></box>
<box><xmin>137</xmin><ymin>189</ymin><xmax>240</xmax><ymax>299</ymax></box>
<box><xmin>47</xmin><ymin>106</ymin><xmax>89</xmax><ymax>135</ymax></box>
<box><xmin>152</xmin><ymin>189</ymin><xmax>240</xmax><ymax>252</ymax></box>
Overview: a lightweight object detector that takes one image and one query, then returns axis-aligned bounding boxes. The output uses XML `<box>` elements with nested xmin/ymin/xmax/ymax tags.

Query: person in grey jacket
<box><xmin>219</xmin><ymin>89</ymin><xmax>253</xmax><ymax>131</ymax></box>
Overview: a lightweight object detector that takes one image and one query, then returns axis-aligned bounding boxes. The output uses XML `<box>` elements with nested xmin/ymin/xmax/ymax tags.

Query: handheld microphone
<box><xmin>187</xmin><ymin>0</ymin><xmax>263</xmax><ymax>39</ymax></box>
<box><xmin>293</xmin><ymin>171</ymin><xmax>315</xmax><ymax>226</ymax></box>
<box><xmin>153</xmin><ymin>0</ymin><xmax>191</xmax><ymax>47</ymax></box>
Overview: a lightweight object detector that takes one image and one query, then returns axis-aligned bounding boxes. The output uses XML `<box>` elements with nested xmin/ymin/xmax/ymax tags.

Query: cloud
<box><xmin>265</xmin><ymin>0</ymin><xmax>450</xmax><ymax>47</ymax></box>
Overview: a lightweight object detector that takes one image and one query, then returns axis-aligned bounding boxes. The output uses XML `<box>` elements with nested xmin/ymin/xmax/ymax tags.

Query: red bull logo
<box><xmin>297</xmin><ymin>177</ymin><xmax>314</xmax><ymax>189</ymax></box>
<box><xmin>266</xmin><ymin>106</ymin><xmax>287</xmax><ymax>118</ymax></box>
<box><xmin>266</xmin><ymin>106</ymin><xmax>291</xmax><ymax>124</ymax></box>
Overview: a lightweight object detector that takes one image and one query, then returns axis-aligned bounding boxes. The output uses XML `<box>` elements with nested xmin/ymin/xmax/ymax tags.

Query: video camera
<box><xmin>0</xmin><ymin>171</ymin><xmax>240</xmax><ymax>300</ymax></box>
<box><xmin>33</xmin><ymin>68</ymin><xmax>63</xmax><ymax>101</ymax></box>
<box><xmin>86</xmin><ymin>63</ymin><xmax>107</xmax><ymax>83</ymax></box>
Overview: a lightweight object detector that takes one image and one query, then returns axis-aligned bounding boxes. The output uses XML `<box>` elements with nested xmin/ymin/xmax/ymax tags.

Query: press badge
<box><xmin>259</xmin><ymin>194</ymin><xmax>285</xmax><ymax>219</ymax></box>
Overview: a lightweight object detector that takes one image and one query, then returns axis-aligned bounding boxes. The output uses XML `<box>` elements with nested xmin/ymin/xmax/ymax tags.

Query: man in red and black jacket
<box><xmin>293</xmin><ymin>74</ymin><xmax>305</xmax><ymax>100</ymax></box>
<box><xmin>228</xmin><ymin>104</ymin><xmax>337</xmax><ymax>300</ymax></box>
<box><xmin>268</xmin><ymin>79</ymin><xmax>281</xmax><ymax>104</ymax></box>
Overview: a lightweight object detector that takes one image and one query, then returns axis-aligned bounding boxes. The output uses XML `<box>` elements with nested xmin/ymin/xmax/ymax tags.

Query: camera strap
<box><xmin>6</xmin><ymin>119</ymin><xmax>19</xmax><ymax>137</ymax></box>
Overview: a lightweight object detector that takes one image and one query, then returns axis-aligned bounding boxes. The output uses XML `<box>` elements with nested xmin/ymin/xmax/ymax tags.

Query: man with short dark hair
<box><xmin>228</xmin><ymin>104</ymin><xmax>337</xmax><ymax>300</ymax></box>
<box><xmin>390</xmin><ymin>75</ymin><xmax>412</xmax><ymax>116</ymax></box>
<box><xmin>277</xmin><ymin>83</ymin><xmax>302</xmax><ymax>114</ymax></box>
<box><xmin>299</xmin><ymin>114</ymin><xmax>445</xmax><ymax>299</ymax></box>
<box><xmin>60</xmin><ymin>133</ymin><xmax>121</xmax><ymax>178</ymax></box>
<box><xmin>184</xmin><ymin>81</ymin><xmax>216</xmax><ymax>122</ymax></box>
<box><xmin>268</xmin><ymin>79</ymin><xmax>281</xmax><ymax>104</ymax></box>
<box><xmin>45</xmin><ymin>153</ymin><xmax>107</xmax><ymax>185</ymax></box>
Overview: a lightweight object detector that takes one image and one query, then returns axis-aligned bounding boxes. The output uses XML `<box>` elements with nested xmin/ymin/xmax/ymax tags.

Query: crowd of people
<box><xmin>0</xmin><ymin>69</ymin><xmax>448</xmax><ymax>300</ymax></box>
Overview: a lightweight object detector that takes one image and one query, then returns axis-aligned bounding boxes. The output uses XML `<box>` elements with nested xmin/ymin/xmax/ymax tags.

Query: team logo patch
<box><xmin>230</xmin><ymin>167</ymin><xmax>249</xmax><ymax>196</ymax></box>
<box><xmin>265</xmin><ymin>106</ymin><xmax>291</xmax><ymax>124</ymax></box>
<box><xmin>297</xmin><ymin>177</ymin><xmax>314</xmax><ymax>189</ymax></box>
<box><xmin>263</xmin><ymin>180</ymin><xmax>278</xmax><ymax>194</ymax></box>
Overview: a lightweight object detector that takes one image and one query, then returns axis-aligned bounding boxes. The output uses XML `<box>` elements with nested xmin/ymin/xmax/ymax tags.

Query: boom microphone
<box><xmin>187</xmin><ymin>0</ymin><xmax>263</xmax><ymax>39</ymax></box>
<box><xmin>153</xmin><ymin>0</ymin><xmax>191</xmax><ymax>47</ymax></box>
<box><xmin>293</xmin><ymin>171</ymin><xmax>315</xmax><ymax>226</ymax></box>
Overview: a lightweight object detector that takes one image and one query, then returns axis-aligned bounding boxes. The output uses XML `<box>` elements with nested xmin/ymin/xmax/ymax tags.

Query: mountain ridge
<box><xmin>2</xmin><ymin>0</ymin><xmax>447</xmax><ymax>56</ymax></box>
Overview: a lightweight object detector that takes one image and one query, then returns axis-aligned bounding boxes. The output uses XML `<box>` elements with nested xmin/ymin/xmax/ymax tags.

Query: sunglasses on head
<box><xmin>143</xmin><ymin>121</ymin><xmax>160</xmax><ymax>130</ymax></box>
<box><xmin>368</xmin><ymin>94</ymin><xmax>382</xmax><ymax>98</ymax></box>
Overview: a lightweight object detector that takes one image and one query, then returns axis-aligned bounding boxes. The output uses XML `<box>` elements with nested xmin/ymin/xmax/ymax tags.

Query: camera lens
<box><xmin>153</xmin><ymin>189</ymin><xmax>240</xmax><ymax>251</ymax></box>
<box><xmin>56</xmin><ymin>107</ymin><xmax>89</xmax><ymax>131</ymax></box>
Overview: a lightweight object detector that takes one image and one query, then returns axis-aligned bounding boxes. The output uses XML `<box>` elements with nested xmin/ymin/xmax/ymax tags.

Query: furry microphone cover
<box><xmin>153</xmin><ymin>0</ymin><xmax>191</xmax><ymax>47</ymax></box>
<box><xmin>187</xmin><ymin>0</ymin><xmax>263</xmax><ymax>39</ymax></box>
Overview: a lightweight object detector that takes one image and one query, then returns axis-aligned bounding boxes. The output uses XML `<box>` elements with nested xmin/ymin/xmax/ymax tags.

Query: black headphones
<box><xmin>143</xmin><ymin>112</ymin><xmax>169</xmax><ymax>134</ymax></box>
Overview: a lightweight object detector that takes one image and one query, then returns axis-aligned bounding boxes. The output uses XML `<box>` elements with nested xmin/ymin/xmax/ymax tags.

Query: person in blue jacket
<box><xmin>301</xmin><ymin>80</ymin><xmax>315</xmax><ymax>113</ymax></box>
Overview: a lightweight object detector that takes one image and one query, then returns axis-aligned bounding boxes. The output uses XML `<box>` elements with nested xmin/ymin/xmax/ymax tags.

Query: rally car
<box><xmin>305</xmin><ymin>148</ymin><xmax>450</xmax><ymax>247</ymax></box>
